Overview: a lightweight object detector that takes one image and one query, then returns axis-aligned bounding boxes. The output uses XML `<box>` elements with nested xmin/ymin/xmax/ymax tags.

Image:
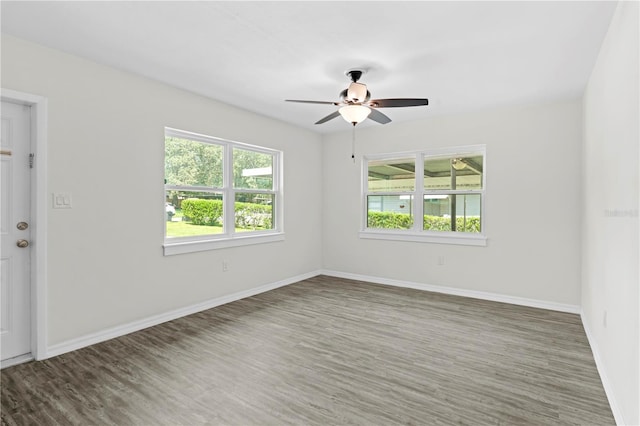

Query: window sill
<box><xmin>164</xmin><ymin>232</ymin><xmax>285</xmax><ymax>256</ymax></box>
<box><xmin>359</xmin><ymin>230</ymin><xmax>487</xmax><ymax>246</ymax></box>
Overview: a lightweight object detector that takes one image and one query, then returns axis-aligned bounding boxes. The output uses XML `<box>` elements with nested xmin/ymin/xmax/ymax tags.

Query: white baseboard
<box><xmin>47</xmin><ymin>269</ymin><xmax>581</xmax><ymax>359</ymax></box>
<box><xmin>320</xmin><ymin>269</ymin><xmax>581</xmax><ymax>314</ymax></box>
<box><xmin>321</xmin><ymin>270</ymin><xmax>626</xmax><ymax>422</ymax></box>
<box><xmin>1</xmin><ymin>353</ymin><xmax>34</xmax><ymax>369</ymax></box>
<box><xmin>46</xmin><ymin>269</ymin><xmax>622</xmax><ymax>423</ymax></box>
<box><xmin>581</xmin><ymin>313</ymin><xmax>625</xmax><ymax>426</ymax></box>
<box><xmin>46</xmin><ymin>270</ymin><xmax>322</xmax><ymax>359</ymax></box>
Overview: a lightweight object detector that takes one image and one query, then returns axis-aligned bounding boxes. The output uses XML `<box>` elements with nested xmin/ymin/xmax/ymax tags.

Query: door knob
<box><xmin>17</xmin><ymin>222</ymin><xmax>29</xmax><ymax>230</ymax></box>
<box><xmin>16</xmin><ymin>239</ymin><xmax>29</xmax><ymax>248</ymax></box>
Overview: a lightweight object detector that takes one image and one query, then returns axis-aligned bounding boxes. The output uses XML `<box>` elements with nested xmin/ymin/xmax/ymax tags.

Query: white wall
<box><xmin>3</xmin><ymin>18</ymin><xmax>636</xmax><ymax>421</ymax></box>
<box><xmin>323</xmin><ymin>100</ymin><xmax>583</xmax><ymax>306</ymax></box>
<box><xmin>1</xmin><ymin>35</ymin><xmax>324</xmax><ymax>347</ymax></box>
<box><xmin>582</xmin><ymin>2</ymin><xmax>639</xmax><ymax>424</ymax></box>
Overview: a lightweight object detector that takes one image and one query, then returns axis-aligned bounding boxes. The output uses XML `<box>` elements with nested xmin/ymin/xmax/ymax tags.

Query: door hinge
<box><xmin>29</xmin><ymin>153</ymin><xmax>35</xmax><ymax>169</ymax></box>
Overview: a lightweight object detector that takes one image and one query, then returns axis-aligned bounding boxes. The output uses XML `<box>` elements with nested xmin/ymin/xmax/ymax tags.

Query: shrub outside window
<box><xmin>361</xmin><ymin>145</ymin><xmax>486</xmax><ymax>246</ymax></box>
<box><xmin>164</xmin><ymin>128</ymin><xmax>283</xmax><ymax>255</ymax></box>
<box><xmin>367</xmin><ymin>157</ymin><xmax>416</xmax><ymax>230</ymax></box>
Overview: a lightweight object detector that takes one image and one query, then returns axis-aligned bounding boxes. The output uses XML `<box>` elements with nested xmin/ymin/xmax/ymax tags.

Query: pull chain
<box><xmin>351</xmin><ymin>122</ymin><xmax>356</xmax><ymax>163</ymax></box>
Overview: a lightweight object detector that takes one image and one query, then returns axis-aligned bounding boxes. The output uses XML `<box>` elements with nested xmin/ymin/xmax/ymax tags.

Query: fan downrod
<box><xmin>346</xmin><ymin>70</ymin><xmax>364</xmax><ymax>83</ymax></box>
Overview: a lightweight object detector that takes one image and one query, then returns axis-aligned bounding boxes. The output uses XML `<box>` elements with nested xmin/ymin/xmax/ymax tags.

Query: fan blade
<box><xmin>315</xmin><ymin>110</ymin><xmax>341</xmax><ymax>125</ymax></box>
<box><xmin>369</xmin><ymin>98</ymin><xmax>429</xmax><ymax>108</ymax></box>
<box><xmin>368</xmin><ymin>108</ymin><xmax>392</xmax><ymax>124</ymax></box>
<box><xmin>285</xmin><ymin>99</ymin><xmax>339</xmax><ymax>105</ymax></box>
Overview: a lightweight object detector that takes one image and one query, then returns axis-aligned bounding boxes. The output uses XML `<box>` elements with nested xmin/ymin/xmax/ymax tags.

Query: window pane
<box><xmin>423</xmin><ymin>194</ymin><xmax>481</xmax><ymax>233</ymax></box>
<box><xmin>235</xmin><ymin>193</ymin><xmax>274</xmax><ymax>232</ymax></box>
<box><xmin>165</xmin><ymin>137</ymin><xmax>223</xmax><ymax>187</ymax></box>
<box><xmin>165</xmin><ymin>191</ymin><xmax>223</xmax><ymax>238</ymax></box>
<box><xmin>368</xmin><ymin>158</ymin><xmax>415</xmax><ymax>192</ymax></box>
<box><xmin>234</xmin><ymin>148</ymin><xmax>273</xmax><ymax>190</ymax></box>
<box><xmin>424</xmin><ymin>155</ymin><xmax>483</xmax><ymax>190</ymax></box>
<box><xmin>367</xmin><ymin>195</ymin><xmax>413</xmax><ymax>229</ymax></box>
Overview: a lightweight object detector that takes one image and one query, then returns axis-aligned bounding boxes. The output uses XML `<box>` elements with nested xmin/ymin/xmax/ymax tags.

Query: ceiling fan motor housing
<box><xmin>339</xmin><ymin>88</ymin><xmax>372</xmax><ymax>104</ymax></box>
<box><xmin>346</xmin><ymin>82</ymin><xmax>369</xmax><ymax>103</ymax></box>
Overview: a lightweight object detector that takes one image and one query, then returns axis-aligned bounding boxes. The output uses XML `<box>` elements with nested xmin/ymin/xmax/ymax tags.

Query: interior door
<box><xmin>1</xmin><ymin>100</ymin><xmax>32</xmax><ymax>363</ymax></box>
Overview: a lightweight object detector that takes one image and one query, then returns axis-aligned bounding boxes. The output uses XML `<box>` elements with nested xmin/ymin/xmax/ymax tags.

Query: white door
<box><xmin>1</xmin><ymin>100</ymin><xmax>32</xmax><ymax>362</ymax></box>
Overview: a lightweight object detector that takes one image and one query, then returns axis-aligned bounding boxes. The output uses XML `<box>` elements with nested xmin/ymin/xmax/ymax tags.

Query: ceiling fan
<box><xmin>285</xmin><ymin>70</ymin><xmax>429</xmax><ymax>126</ymax></box>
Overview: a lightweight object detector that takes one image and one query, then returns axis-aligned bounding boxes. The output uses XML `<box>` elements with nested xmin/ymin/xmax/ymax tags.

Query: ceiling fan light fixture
<box><xmin>339</xmin><ymin>105</ymin><xmax>371</xmax><ymax>124</ymax></box>
<box><xmin>286</xmin><ymin>70</ymin><xmax>428</xmax><ymax>127</ymax></box>
<box><xmin>347</xmin><ymin>82</ymin><xmax>368</xmax><ymax>102</ymax></box>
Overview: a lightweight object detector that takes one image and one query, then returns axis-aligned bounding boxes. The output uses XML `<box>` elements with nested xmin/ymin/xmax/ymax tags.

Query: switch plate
<box><xmin>53</xmin><ymin>193</ymin><xmax>72</xmax><ymax>209</ymax></box>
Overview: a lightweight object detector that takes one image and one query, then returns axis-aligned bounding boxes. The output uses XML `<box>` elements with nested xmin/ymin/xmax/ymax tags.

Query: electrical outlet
<box><xmin>437</xmin><ymin>256</ymin><xmax>445</xmax><ymax>266</ymax></box>
<box><xmin>222</xmin><ymin>260</ymin><xmax>229</xmax><ymax>272</ymax></box>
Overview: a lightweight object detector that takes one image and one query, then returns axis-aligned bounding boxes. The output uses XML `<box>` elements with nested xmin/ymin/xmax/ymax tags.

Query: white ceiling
<box><xmin>1</xmin><ymin>1</ymin><xmax>617</xmax><ymax>134</ymax></box>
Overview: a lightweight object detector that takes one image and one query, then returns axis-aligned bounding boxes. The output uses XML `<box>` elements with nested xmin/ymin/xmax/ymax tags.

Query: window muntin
<box><xmin>363</xmin><ymin>146</ymin><xmax>485</xmax><ymax>245</ymax></box>
<box><xmin>367</xmin><ymin>157</ymin><xmax>416</xmax><ymax>230</ymax></box>
<box><xmin>423</xmin><ymin>151</ymin><xmax>483</xmax><ymax>235</ymax></box>
<box><xmin>164</xmin><ymin>128</ymin><xmax>282</xmax><ymax>253</ymax></box>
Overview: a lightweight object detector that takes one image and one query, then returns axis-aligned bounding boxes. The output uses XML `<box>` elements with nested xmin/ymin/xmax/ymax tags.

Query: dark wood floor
<box><xmin>1</xmin><ymin>275</ymin><xmax>614</xmax><ymax>425</ymax></box>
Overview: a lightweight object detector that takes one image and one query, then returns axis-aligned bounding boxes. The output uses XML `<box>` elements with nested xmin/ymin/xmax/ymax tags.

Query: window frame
<box><xmin>360</xmin><ymin>145</ymin><xmax>487</xmax><ymax>246</ymax></box>
<box><xmin>163</xmin><ymin>127</ymin><xmax>283</xmax><ymax>256</ymax></box>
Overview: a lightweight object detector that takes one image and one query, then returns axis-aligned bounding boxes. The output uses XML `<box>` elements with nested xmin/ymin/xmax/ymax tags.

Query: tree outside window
<box><xmin>164</xmin><ymin>128</ymin><xmax>281</xmax><ymax>244</ymax></box>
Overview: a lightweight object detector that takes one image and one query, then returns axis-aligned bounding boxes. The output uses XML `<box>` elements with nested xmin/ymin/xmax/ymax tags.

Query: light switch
<box><xmin>53</xmin><ymin>193</ymin><xmax>72</xmax><ymax>209</ymax></box>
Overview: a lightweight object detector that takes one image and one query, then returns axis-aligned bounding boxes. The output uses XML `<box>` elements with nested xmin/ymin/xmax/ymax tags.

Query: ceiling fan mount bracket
<box><xmin>346</xmin><ymin>69</ymin><xmax>365</xmax><ymax>83</ymax></box>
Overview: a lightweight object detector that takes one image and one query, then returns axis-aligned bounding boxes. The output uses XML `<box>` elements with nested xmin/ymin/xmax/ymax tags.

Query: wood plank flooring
<box><xmin>1</xmin><ymin>276</ymin><xmax>614</xmax><ymax>425</ymax></box>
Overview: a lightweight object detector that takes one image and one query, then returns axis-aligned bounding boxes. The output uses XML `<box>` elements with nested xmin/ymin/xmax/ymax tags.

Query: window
<box><xmin>164</xmin><ymin>128</ymin><xmax>283</xmax><ymax>255</ymax></box>
<box><xmin>361</xmin><ymin>145</ymin><xmax>486</xmax><ymax>246</ymax></box>
<box><xmin>367</xmin><ymin>157</ymin><xmax>416</xmax><ymax>230</ymax></box>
